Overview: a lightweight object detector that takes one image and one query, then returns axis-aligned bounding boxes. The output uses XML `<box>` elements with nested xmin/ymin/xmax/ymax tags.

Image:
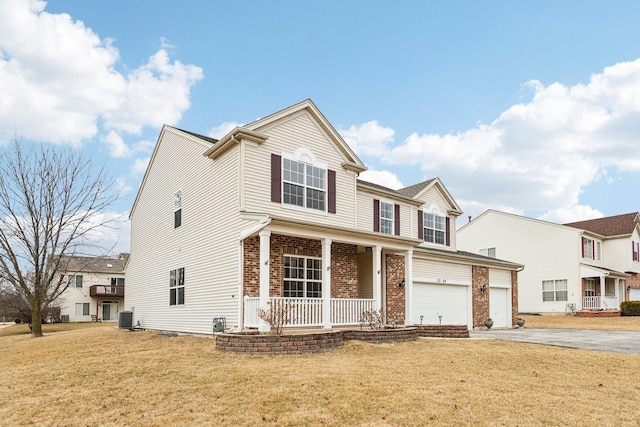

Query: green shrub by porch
<box><xmin>620</xmin><ymin>301</ymin><xmax>640</xmax><ymax>316</ymax></box>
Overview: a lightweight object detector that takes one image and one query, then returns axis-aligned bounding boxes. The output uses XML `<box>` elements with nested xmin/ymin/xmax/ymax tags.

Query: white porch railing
<box><xmin>582</xmin><ymin>296</ymin><xmax>619</xmax><ymax>310</ymax></box>
<box><xmin>331</xmin><ymin>298</ymin><xmax>376</xmax><ymax>326</ymax></box>
<box><xmin>243</xmin><ymin>297</ymin><xmax>376</xmax><ymax>328</ymax></box>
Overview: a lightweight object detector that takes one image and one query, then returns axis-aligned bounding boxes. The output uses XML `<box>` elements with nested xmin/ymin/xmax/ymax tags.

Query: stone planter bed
<box><xmin>415</xmin><ymin>324</ymin><xmax>469</xmax><ymax>338</ymax></box>
<box><xmin>215</xmin><ymin>327</ymin><xmax>420</xmax><ymax>354</ymax></box>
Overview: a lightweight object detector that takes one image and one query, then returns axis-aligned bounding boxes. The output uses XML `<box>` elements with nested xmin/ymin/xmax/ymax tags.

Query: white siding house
<box><xmin>458</xmin><ymin>210</ymin><xmax>638</xmax><ymax>314</ymax></box>
<box><xmin>58</xmin><ymin>254</ymin><xmax>128</xmax><ymax>322</ymax></box>
<box><xmin>126</xmin><ymin>100</ymin><xmax>522</xmax><ymax>334</ymax></box>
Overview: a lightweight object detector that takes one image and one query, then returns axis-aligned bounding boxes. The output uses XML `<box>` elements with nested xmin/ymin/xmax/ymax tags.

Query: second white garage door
<box><xmin>489</xmin><ymin>287</ymin><xmax>509</xmax><ymax>328</ymax></box>
<box><xmin>412</xmin><ymin>283</ymin><xmax>469</xmax><ymax>326</ymax></box>
<box><xmin>630</xmin><ymin>287</ymin><xmax>640</xmax><ymax>301</ymax></box>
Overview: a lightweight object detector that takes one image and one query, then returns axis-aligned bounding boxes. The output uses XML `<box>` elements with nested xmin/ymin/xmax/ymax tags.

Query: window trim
<box><xmin>283</xmin><ymin>255</ymin><xmax>322</xmax><ymax>298</ymax></box>
<box><xmin>379</xmin><ymin>201</ymin><xmax>394</xmax><ymax>235</ymax></box>
<box><xmin>423</xmin><ymin>209</ymin><xmax>446</xmax><ymax>245</ymax></box>
<box><xmin>542</xmin><ymin>279</ymin><xmax>568</xmax><ymax>302</ymax></box>
<box><xmin>68</xmin><ymin>274</ymin><xmax>83</xmax><ymax>288</ymax></box>
<box><xmin>281</xmin><ymin>149</ymin><xmax>328</xmax><ymax>213</ymax></box>
<box><xmin>75</xmin><ymin>302</ymin><xmax>90</xmax><ymax>316</ymax></box>
<box><xmin>174</xmin><ymin>189</ymin><xmax>182</xmax><ymax>228</ymax></box>
<box><xmin>169</xmin><ymin>268</ymin><xmax>185</xmax><ymax>306</ymax></box>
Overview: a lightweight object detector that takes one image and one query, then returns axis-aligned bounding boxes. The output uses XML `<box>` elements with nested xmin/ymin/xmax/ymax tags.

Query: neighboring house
<box><xmin>125</xmin><ymin>100</ymin><xmax>522</xmax><ymax>334</ymax></box>
<box><xmin>58</xmin><ymin>254</ymin><xmax>128</xmax><ymax>322</ymax></box>
<box><xmin>457</xmin><ymin>210</ymin><xmax>640</xmax><ymax>314</ymax></box>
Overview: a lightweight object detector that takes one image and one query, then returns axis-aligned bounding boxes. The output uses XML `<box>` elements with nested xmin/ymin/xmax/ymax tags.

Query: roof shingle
<box><xmin>564</xmin><ymin>212</ymin><xmax>639</xmax><ymax>236</ymax></box>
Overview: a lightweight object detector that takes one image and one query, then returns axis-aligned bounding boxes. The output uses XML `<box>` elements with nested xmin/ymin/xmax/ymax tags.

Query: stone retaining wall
<box><xmin>415</xmin><ymin>324</ymin><xmax>469</xmax><ymax>338</ymax></box>
<box><xmin>342</xmin><ymin>327</ymin><xmax>417</xmax><ymax>343</ymax></box>
<box><xmin>215</xmin><ymin>330</ymin><xmax>343</xmax><ymax>354</ymax></box>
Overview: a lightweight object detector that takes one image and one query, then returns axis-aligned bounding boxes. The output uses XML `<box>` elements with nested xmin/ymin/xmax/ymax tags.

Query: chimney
<box><xmin>468</xmin><ymin>216</ymin><xmax>472</xmax><ymax>223</ymax></box>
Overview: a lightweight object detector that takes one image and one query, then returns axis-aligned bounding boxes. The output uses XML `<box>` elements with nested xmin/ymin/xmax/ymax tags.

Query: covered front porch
<box><xmin>240</xmin><ymin>218</ymin><xmax>418</xmax><ymax>331</ymax></box>
<box><xmin>580</xmin><ymin>265</ymin><xmax>628</xmax><ymax>311</ymax></box>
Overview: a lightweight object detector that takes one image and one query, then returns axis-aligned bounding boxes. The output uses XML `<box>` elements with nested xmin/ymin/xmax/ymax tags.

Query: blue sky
<box><xmin>2</xmin><ymin>0</ymin><xmax>640</xmax><ymax>254</ymax></box>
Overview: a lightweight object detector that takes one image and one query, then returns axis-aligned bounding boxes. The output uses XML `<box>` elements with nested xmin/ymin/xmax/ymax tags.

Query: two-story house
<box><xmin>457</xmin><ymin>210</ymin><xmax>640</xmax><ymax>314</ymax></box>
<box><xmin>58</xmin><ymin>254</ymin><xmax>128</xmax><ymax>322</ymax></box>
<box><xmin>125</xmin><ymin>100</ymin><xmax>522</xmax><ymax>334</ymax></box>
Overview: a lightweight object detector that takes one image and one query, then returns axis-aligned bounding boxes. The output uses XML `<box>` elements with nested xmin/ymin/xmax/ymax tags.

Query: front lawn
<box><xmin>521</xmin><ymin>314</ymin><xmax>640</xmax><ymax>331</ymax></box>
<box><xmin>1</xmin><ymin>326</ymin><xmax>638</xmax><ymax>426</ymax></box>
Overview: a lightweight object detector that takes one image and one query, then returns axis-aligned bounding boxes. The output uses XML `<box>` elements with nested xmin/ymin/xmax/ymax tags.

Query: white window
<box><xmin>542</xmin><ymin>279</ymin><xmax>568</xmax><ymax>302</ymax></box>
<box><xmin>380</xmin><ymin>201</ymin><xmax>394</xmax><ymax>235</ymax></box>
<box><xmin>596</xmin><ymin>242</ymin><xmax>601</xmax><ymax>261</ymax></box>
<box><xmin>584</xmin><ymin>279</ymin><xmax>596</xmax><ymax>297</ymax></box>
<box><xmin>174</xmin><ymin>190</ymin><xmax>182</xmax><ymax>228</ymax></box>
<box><xmin>583</xmin><ymin>237</ymin><xmax>594</xmax><ymax>260</ymax></box>
<box><xmin>170</xmin><ymin>268</ymin><xmax>185</xmax><ymax>306</ymax></box>
<box><xmin>480</xmin><ymin>248</ymin><xmax>496</xmax><ymax>258</ymax></box>
<box><xmin>282</xmin><ymin>158</ymin><xmax>326</xmax><ymax>211</ymax></box>
<box><xmin>424</xmin><ymin>212</ymin><xmax>445</xmax><ymax>245</ymax></box>
<box><xmin>68</xmin><ymin>274</ymin><xmax>83</xmax><ymax>288</ymax></box>
<box><xmin>75</xmin><ymin>302</ymin><xmax>90</xmax><ymax>316</ymax></box>
<box><xmin>633</xmin><ymin>242</ymin><xmax>639</xmax><ymax>262</ymax></box>
<box><xmin>283</xmin><ymin>256</ymin><xmax>322</xmax><ymax>298</ymax></box>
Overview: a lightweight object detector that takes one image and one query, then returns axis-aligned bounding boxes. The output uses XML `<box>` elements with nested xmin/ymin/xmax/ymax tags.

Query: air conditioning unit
<box><xmin>213</xmin><ymin>317</ymin><xmax>226</xmax><ymax>333</ymax></box>
<box><xmin>119</xmin><ymin>311</ymin><xmax>133</xmax><ymax>329</ymax></box>
<box><xmin>61</xmin><ymin>314</ymin><xmax>69</xmax><ymax>323</ymax></box>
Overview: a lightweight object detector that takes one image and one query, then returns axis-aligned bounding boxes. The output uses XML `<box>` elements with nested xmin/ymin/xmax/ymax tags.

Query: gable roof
<box><xmin>564</xmin><ymin>212</ymin><xmax>640</xmax><ymax>237</ymax></box>
<box><xmin>396</xmin><ymin>179</ymin><xmax>435</xmax><ymax>198</ymax></box>
<box><xmin>59</xmin><ymin>254</ymin><xmax>129</xmax><ymax>274</ymax></box>
<box><xmin>243</xmin><ymin>99</ymin><xmax>367</xmax><ymax>173</ymax></box>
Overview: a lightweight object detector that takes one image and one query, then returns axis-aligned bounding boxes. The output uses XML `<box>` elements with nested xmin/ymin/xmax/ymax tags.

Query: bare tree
<box><xmin>0</xmin><ymin>140</ymin><xmax>118</xmax><ymax>337</ymax></box>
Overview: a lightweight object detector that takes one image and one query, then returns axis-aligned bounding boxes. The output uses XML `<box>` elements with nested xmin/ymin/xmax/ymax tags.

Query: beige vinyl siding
<box><xmin>458</xmin><ymin>211</ymin><xmax>580</xmax><ymax>313</ymax></box>
<box><xmin>356</xmin><ymin>191</ymin><xmax>375</xmax><ymax>232</ymax></box>
<box><xmin>604</xmin><ymin>229</ymin><xmax>640</xmax><ymax>274</ymax></box>
<box><xmin>126</xmin><ymin>129</ymin><xmax>243</xmax><ymax>334</ymax></box>
<box><xmin>242</xmin><ymin>111</ymin><xmax>357</xmax><ymax>229</ymax></box>
<box><xmin>416</xmin><ymin>185</ymin><xmax>457</xmax><ymax>251</ymax></box>
<box><xmin>412</xmin><ymin>258</ymin><xmax>472</xmax><ymax>285</ymax></box>
<box><xmin>355</xmin><ymin>190</ymin><xmax>413</xmax><ymax>238</ymax></box>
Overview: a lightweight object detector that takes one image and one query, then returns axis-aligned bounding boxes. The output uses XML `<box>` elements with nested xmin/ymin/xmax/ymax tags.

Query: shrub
<box><xmin>620</xmin><ymin>301</ymin><xmax>640</xmax><ymax>316</ymax></box>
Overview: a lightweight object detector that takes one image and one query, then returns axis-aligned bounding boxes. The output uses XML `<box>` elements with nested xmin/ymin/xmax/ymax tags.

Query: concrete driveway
<box><xmin>470</xmin><ymin>328</ymin><xmax>640</xmax><ymax>354</ymax></box>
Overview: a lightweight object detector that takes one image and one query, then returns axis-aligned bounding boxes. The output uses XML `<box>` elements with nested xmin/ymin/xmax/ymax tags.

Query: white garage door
<box><xmin>630</xmin><ymin>287</ymin><xmax>640</xmax><ymax>301</ymax></box>
<box><xmin>412</xmin><ymin>283</ymin><xmax>468</xmax><ymax>326</ymax></box>
<box><xmin>489</xmin><ymin>287</ymin><xmax>509</xmax><ymax>328</ymax></box>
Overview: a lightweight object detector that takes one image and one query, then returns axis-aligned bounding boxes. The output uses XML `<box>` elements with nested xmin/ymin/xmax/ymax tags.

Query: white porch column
<box><xmin>599</xmin><ymin>275</ymin><xmax>606</xmax><ymax>309</ymax></box>
<box><xmin>258</xmin><ymin>230</ymin><xmax>271</xmax><ymax>332</ymax></box>
<box><xmin>404</xmin><ymin>249</ymin><xmax>413</xmax><ymax>326</ymax></box>
<box><xmin>322</xmin><ymin>238</ymin><xmax>332</xmax><ymax>329</ymax></box>
<box><xmin>373</xmin><ymin>246</ymin><xmax>382</xmax><ymax>311</ymax></box>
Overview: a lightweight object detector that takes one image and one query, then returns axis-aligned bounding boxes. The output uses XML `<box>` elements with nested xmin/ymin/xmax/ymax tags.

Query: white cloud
<box><xmin>358</xmin><ymin>169</ymin><xmax>404</xmax><ymax>190</ymax></box>
<box><xmin>208</xmin><ymin>121</ymin><xmax>243</xmax><ymax>139</ymax></box>
<box><xmin>101</xmin><ymin>131</ymin><xmax>131</xmax><ymax>158</ymax></box>
<box><xmin>363</xmin><ymin>58</ymin><xmax>640</xmax><ymax>219</ymax></box>
<box><xmin>339</xmin><ymin>121</ymin><xmax>395</xmax><ymax>157</ymax></box>
<box><xmin>78</xmin><ymin>209</ymin><xmax>131</xmax><ymax>255</ymax></box>
<box><xmin>538</xmin><ymin>205</ymin><xmax>604</xmax><ymax>224</ymax></box>
<box><xmin>116</xmin><ymin>177</ymin><xmax>133</xmax><ymax>194</ymax></box>
<box><xmin>0</xmin><ymin>0</ymin><xmax>203</xmax><ymax>144</ymax></box>
<box><xmin>131</xmin><ymin>157</ymin><xmax>150</xmax><ymax>177</ymax></box>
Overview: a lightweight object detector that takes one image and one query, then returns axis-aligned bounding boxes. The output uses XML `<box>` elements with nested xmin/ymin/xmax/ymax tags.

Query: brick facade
<box><xmin>384</xmin><ymin>254</ymin><xmax>405</xmax><ymax>324</ymax></box>
<box><xmin>625</xmin><ymin>273</ymin><xmax>640</xmax><ymax>300</ymax></box>
<box><xmin>242</xmin><ymin>234</ymin><xmax>358</xmax><ymax>299</ymax></box>
<box><xmin>472</xmin><ymin>265</ymin><xmax>490</xmax><ymax>328</ymax></box>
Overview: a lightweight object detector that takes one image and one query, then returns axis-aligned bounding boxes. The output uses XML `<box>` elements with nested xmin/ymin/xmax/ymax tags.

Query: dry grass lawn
<box><xmin>521</xmin><ymin>314</ymin><xmax>640</xmax><ymax>331</ymax></box>
<box><xmin>1</xmin><ymin>320</ymin><xmax>640</xmax><ymax>426</ymax></box>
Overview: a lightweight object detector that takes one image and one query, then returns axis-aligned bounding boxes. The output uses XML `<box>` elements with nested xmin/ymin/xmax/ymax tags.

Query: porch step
<box><xmin>576</xmin><ymin>310</ymin><xmax>621</xmax><ymax>318</ymax></box>
<box><xmin>416</xmin><ymin>325</ymin><xmax>469</xmax><ymax>338</ymax></box>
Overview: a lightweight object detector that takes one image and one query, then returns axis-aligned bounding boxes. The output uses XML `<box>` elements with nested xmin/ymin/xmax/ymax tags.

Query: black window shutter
<box><xmin>328</xmin><ymin>169</ymin><xmax>336</xmax><ymax>213</ymax></box>
<box><xmin>394</xmin><ymin>204</ymin><xmax>400</xmax><ymax>236</ymax></box>
<box><xmin>417</xmin><ymin>210</ymin><xmax>423</xmax><ymax>240</ymax></box>
<box><xmin>445</xmin><ymin>217</ymin><xmax>451</xmax><ymax>246</ymax></box>
<box><xmin>271</xmin><ymin>154</ymin><xmax>281</xmax><ymax>203</ymax></box>
<box><xmin>373</xmin><ymin>199</ymin><xmax>380</xmax><ymax>232</ymax></box>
